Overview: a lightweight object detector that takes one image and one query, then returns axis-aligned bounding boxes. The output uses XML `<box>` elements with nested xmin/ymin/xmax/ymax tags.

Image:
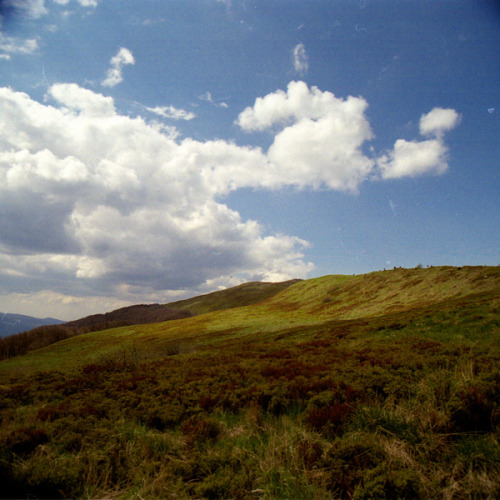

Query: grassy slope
<box><xmin>163</xmin><ymin>279</ymin><xmax>302</xmax><ymax>315</ymax></box>
<box><xmin>0</xmin><ymin>266</ymin><xmax>499</xmax><ymax>499</ymax></box>
<box><xmin>0</xmin><ymin>279</ymin><xmax>300</xmax><ymax>363</ymax></box>
<box><xmin>1</xmin><ymin>266</ymin><xmax>497</xmax><ymax>376</ymax></box>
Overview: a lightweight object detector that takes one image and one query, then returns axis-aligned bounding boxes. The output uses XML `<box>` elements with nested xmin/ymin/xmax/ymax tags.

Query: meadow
<box><xmin>0</xmin><ymin>266</ymin><xmax>498</xmax><ymax>499</ymax></box>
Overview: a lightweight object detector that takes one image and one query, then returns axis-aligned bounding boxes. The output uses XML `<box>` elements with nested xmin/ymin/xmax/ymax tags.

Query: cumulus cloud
<box><xmin>0</xmin><ymin>83</ymin><xmax>315</xmax><ymax>314</ymax></box>
<box><xmin>0</xmin><ymin>81</ymin><xmax>460</xmax><ymax>317</ymax></box>
<box><xmin>377</xmin><ymin>106</ymin><xmax>460</xmax><ymax>179</ymax></box>
<box><xmin>49</xmin><ymin>83</ymin><xmax>116</xmax><ymax>116</ymax></box>
<box><xmin>147</xmin><ymin>105</ymin><xmax>196</xmax><ymax>121</ymax></box>
<box><xmin>101</xmin><ymin>47</ymin><xmax>135</xmax><ymax>88</ymax></box>
<box><xmin>237</xmin><ymin>81</ymin><xmax>374</xmax><ymax>191</ymax></box>
<box><xmin>419</xmin><ymin>107</ymin><xmax>461</xmax><ymax>138</ymax></box>
<box><xmin>293</xmin><ymin>43</ymin><xmax>308</xmax><ymax>74</ymax></box>
<box><xmin>377</xmin><ymin>139</ymin><xmax>449</xmax><ymax>179</ymax></box>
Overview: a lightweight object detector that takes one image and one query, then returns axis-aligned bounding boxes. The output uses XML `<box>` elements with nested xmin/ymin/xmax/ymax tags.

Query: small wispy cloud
<box><xmin>199</xmin><ymin>91</ymin><xmax>228</xmax><ymax>108</ymax></box>
<box><xmin>53</xmin><ymin>0</ymin><xmax>100</xmax><ymax>6</ymax></box>
<box><xmin>147</xmin><ymin>105</ymin><xmax>196</xmax><ymax>121</ymax></box>
<box><xmin>101</xmin><ymin>47</ymin><xmax>135</xmax><ymax>88</ymax></box>
<box><xmin>293</xmin><ymin>43</ymin><xmax>308</xmax><ymax>75</ymax></box>
<box><xmin>0</xmin><ymin>35</ymin><xmax>38</xmax><ymax>56</ymax></box>
<box><xmin>7</xmin><ymin>0</ymin><xmax>48</xmax><ymax>19</ymax></box>
<box><xmin>77</xmin><ymin>0</ymin><xmax>99</xmax><ymax>6</ymax></box>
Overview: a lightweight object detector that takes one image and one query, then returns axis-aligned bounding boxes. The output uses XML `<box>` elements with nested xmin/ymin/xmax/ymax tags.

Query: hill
<box><xmin>0</xmin><ymin>279</ymin><xmax>299</xmax><ymax>361</ymax></box>
<box><xmin>0</xmin><ymin>313</ymin><xmax>63</xmax><ymax>337</ymax></box>
<box><xmin>164</xmin><ymin>279</ymin><xmax>302</xmax><ymax>315</ymax></box>
<box><xmin>0</xmin><ymin>266</ymin><xmax>498</xmax><ymax>499</ymax></box>
<box><xmin>64</xmin><ymin>303</ymin><xmax>192</xmax><ymax>331</ymax></box>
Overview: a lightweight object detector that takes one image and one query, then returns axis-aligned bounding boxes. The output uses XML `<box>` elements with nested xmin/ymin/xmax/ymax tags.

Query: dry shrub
<box><xmin>450</xmin><ymin>383</ymin><xmax>497</xmax><ymax>433</ymax></box>
<box><xmin>180</xmin><ymin>416</ymin><xmax>222</xmax><ymax>443</ymax></box>
<box><xmin>306</xmin><ymin>403</ymin><xmax>353</xmax><ymax>436</ymax></box>
<box><xmin>6</xmin><ymin>427</ymin><xmax>48</xmax><ymax>455</ymax></box>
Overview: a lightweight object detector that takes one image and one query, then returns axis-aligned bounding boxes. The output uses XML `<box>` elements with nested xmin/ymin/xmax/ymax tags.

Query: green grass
<box><xmin>163</xmin><ymin>279</ymin><xmax>301</xmax><ymax>316</ymax></box>
<box><xmin>0</xmin><ymin>266</ymin><xmax>498</xmax><ymax>499</ymax></box>
<box><xmin>1</xmin><ymin>266</ymin><xmax>497</xmax><ymax>376</ymax></box>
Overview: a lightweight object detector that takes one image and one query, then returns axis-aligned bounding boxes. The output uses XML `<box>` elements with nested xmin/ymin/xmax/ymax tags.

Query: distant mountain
<box><xmin>0</xmin><ymin>313</ymin><xmax>64</xmax><ymax>337</ymax></box>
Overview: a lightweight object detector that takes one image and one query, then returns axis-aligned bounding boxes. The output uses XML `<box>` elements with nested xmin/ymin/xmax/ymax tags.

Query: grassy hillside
<box><xmin>0</xmin><ymin>279</ymin><xmax>299</xmax><ymax>362</ymax></box>
<box><xmin>0</xmin><ymin>266</ymin><xmax>498</xmax><ymax>499</ymax></box>
<box><xmin>164</xmin><ymin>279</ymin><xmax>302</xmax><ymax>315</ymax></box>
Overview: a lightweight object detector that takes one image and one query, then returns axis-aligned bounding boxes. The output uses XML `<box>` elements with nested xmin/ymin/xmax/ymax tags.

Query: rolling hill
<box><xmin>0</xmin><ymin>266</ymin><xmax>498</xmax><ymax>499</ymax></box>
<box><xmin>66</xmin><ymin>279</ymin><xmax>302</xmax><ymax>332</ymax></box>
<box><xmin>0</xmin><ymin>279</ymin><xmax>300</xmax><ymax>362</ymax></box>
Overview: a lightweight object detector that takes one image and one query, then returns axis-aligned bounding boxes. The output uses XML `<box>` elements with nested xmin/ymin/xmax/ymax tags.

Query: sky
<box><xmin>0</xmin><ymin>0</ymin><xmax>498</xmax><ymax>321</ymax></box>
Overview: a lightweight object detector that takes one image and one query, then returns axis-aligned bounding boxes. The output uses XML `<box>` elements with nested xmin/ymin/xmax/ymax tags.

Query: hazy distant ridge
<box><xmin>0</xmin><ymin>313</ymin><xmax>64</xmax><ymax>337</ymax></box>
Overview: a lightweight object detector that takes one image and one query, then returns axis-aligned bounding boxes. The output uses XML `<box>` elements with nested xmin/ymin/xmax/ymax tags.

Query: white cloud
<box><xmin>199</xmin><ymin>91</ymin><xmax>228</xmax><ymax>108</ymax></box>
<box><xmin>420</xmin><ymin>107</ymin><xmax>461</xmax><ymax>137</ymax></box>
<box><xmin>48</xmin><ymin>83</ymin><xmax>116</xmax><ymax>116</ymax></box>
<box><xmin>0</xmin><ymin>83</ymin><xmax>315</xmax><ymax>317</ymax></box>
<box><xmin>101</xmin><ymin>47</ymin><xmax>135</xmax><ymax>88</ymax></box>
<box><xmin>0</xmin><ymin>35</ymin><xmax>38</xmax><ymax>55</ymax></box>
<box><xmin>8</xmin><ymin>0</ymin><xmax>47</xmax><ymax>18</ymax></box>
<box><xmin>293</xmin><ymin>43</ymin><xmax>308</xmax><ymax>74</ymax></box>
<box><xmin>0</xmin><ymin>81</ymin><xmax>460</xmax><ymax>318</ymax></box>
<box><xmin>76</xmin><ymin>0</ymin><xmax>98</xmax><ymax>6</ymax></box>
<box><xmin>147</xmin><ymin>105</ymin><xmax>196</xmax><ymax>121</ymax></box>
<box><xmin>377</xmin><ymin>106</ymin><xmax>460</xmax><ymax>179</ymax></box>
<box><xmin>377</xmin><ymin>138</ymin><xmax>449</xmax><ymax>179</ymax></box>
<box><xmin>237</xmin><ymin>81</ymin><xmax>359</xmax><ymax>131</ymax></box>
<box><xmin>0</xmin><ymin>290</ymin><xmax>132</xmax><ymax>321</ymax></box>
<box><xmin>237</xmin><ymin>81</ymin><xmax>374</xmax><ymax>191</ymax></box>
<box><xmin>52</xmin><ymin>0</ymin><xmax>98</xmax><ymax>6</ymax></box>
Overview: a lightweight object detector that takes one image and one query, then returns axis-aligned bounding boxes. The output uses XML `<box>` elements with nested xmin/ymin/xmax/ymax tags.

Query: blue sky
<box><xmin>0</xmin><ymin>0</ymin><xmax>498</xmax><ymax>320</ymax></box>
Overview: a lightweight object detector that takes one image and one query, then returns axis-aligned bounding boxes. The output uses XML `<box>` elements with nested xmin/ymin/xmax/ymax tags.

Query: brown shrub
<box><xmin>7</xmin><ymin>427</ymin><xmax>48</xmax><ymax>455</ymax></box>
<box><xmin>180</xmin><ymin>416</ymin><xmax>222</xmax><ymax>443</ymax></box>
<box><xmin>306</xmin><ymin>403</ymin><xmax>353</xmax><ymax>435</ymax></box>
